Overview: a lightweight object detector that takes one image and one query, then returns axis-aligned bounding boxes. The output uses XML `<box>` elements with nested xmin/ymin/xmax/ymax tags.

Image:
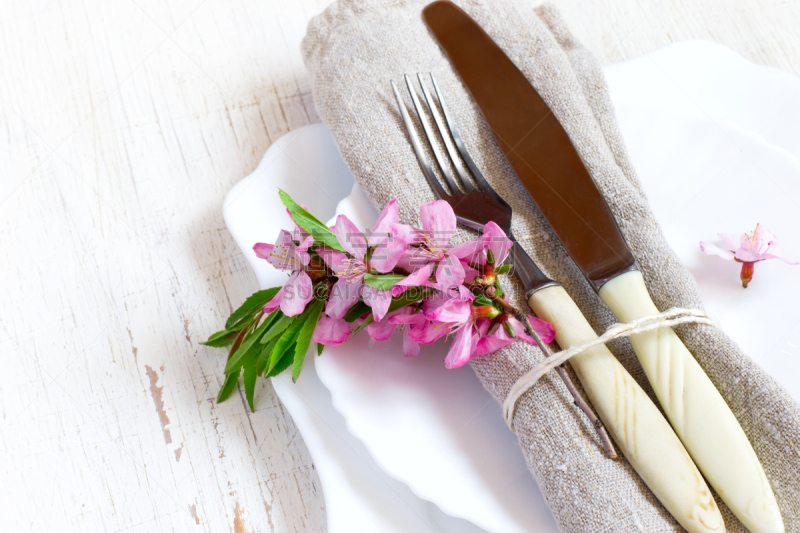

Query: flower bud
<box><xmin>471</xmin><ymin>305</ymin><xmax>501</xmax><ymax>320</ymax></box>
<box><xmin>740</xmin><ymin>261</ymin><xmax>755</xmax><ymax>288</ymax></box>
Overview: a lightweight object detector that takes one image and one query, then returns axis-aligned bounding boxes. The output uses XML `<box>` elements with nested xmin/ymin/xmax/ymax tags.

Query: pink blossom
<box><xmin>408</xmin><ymin>285</ymin><xmax>555</xmax><ymax>368</ymax></box>
<box><xmin>242</xmin><ymin>192</ymin><xmax>562</xmax><ymax>380</ymax></box>
<box><xmin>450</xmin><ymin>221</ymin><xmax>514</xmax><ymax>286</ymax></box>
<box><xmin>254</xmin><ymin>229</ymin><xmax>315</xmax><ymax>316</ymax></box>
<box><xmin>474</xmin><ymin>315</ymin><xmax>554</xmax><ymax>356</ymax></box>
<box><xmin>411</xmin><ymin>200</ymin><xmax>457</xmax><ymax>263</ymax></box>
<box><xmin>364</xmin><ymin>307</ymin><xmax>427</xmax><ymax>358</ymax></box>
<box><xmin>700</xmin><ymin>224</ymin><xmax>797</xmax><ymax>287</ymax></box>
<box><xmin>414</xmin><ymin>290</ymin><xmax>478</xmax><ymax>369</ymax></box>
<box><xmin>365</xmin><ymin>307</ymin><xmax>410</xmax><ymax>341</ymax></box>
<box><xmin>473</xmin><ymin>221</ymin><xmax>513</xmax><ymax>267</ymax></box>
<box><xmin>254</xmin><ymin>229</ymin><xmax>313</xmax><ymax>271</ymax></box>
<box><xmin>260</xmin><ymin>271</ymin><xmax>314</xmax><ymax>317</ymax></box>
<box><xmin>369</xmin><ymin>199</ymin><xmax>415</xmax><ymax>272</ymax></box>
<box><xmin>321</xmin><ymin>200</ymin><xmax>414</xmax><ymax>322</ymax></box>
<box><xmin>404</xmin><ymin>200</ymin><xmax>470</xmax><ymax>289</ymax></box>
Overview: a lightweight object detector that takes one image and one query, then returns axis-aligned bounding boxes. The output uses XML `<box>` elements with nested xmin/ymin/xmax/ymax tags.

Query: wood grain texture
<box><xmin>1</xmin><ymin>0</ymin><xmax>798</xmax><ymax>531</ymax></box>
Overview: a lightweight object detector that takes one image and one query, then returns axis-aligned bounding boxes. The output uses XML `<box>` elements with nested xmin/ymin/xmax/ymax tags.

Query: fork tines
<box><xmin>392</xmin><ymin>73</ymin><xmax>489</xmax><ymax>199</ymax></box>
<box><xmin>391</xmin><ymin>73</ymin><xmax>514</xmax><ymax>235</ymax></box>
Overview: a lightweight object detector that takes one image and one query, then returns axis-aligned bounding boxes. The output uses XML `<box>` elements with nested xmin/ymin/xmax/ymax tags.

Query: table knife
<box><xmin>395</xmin><ymin>69</ymin><xmax>724</xmax><ymax>531</ymax></box>
<box><xmin>423</xmin><ymin>2</ymin><xmax>783</xmax><ymax>532</ymax></box>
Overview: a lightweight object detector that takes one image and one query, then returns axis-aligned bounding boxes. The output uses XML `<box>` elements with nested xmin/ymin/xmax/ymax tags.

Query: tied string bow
<box><xmin>503</xmin><ymin>308</ymin><xmax>718</xmax><ymax>429</ymax></box>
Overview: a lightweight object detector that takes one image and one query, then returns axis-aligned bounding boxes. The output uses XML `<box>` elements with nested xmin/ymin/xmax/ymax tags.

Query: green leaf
<box><xmin>279</xmin><ymin>190</ymin><xmax>345</xmax><ymax>252</ymax></box>
<box><xmin>217</xmin><ymin>369</ymin><xmax>240</xmax><ymax>403</ymax></box>
<box><xmin>317</xmin><ymin>343</ymin><xmax>324</xmax><ymax>356</ymax></box>
<box><xmin>353</xmin><ymin>288</ymin><xmax>437</xmax><ymax>335</ymax></box>
<box><xmin>292</xmin><ymin>299</ymin><xmax>324</xmax><ymax>382</ymax></box>
<box><xmin>225</xmin><ymin>287</ymin><xmax>281</xmax><ymax>329</ymax></box>
<box><xmin>243</xmin><ymin>362</ymin><xmax>257</xmax><ymax>411</ymax></box>
<box><xmin>353</xmin><ymin>316</ymin><xmax>372</xmax><ymax>335</ymax></box>
<box><xmin>363</xmin><ymin>273</ymin><xmax>406</xmax><ymax>290</ymax></box>
<box><xmin>344</xmin><ymin>301</ymin><xmax>371</xmax><ymax>323</ymax></box>
<box><xmin>496</xmin><ymin>264</ymin><xmax>513</xmax><ymax>275</ymax></box>
<box><xmin>256</xmin><ymin>338</ymin><xmax>277</xmax><ymax>376</ymax></box>
<box><xmin>257</xmin><ymin>308</ymin><xmax>281</xmax><ymax>336</ymax></box>
<box><xmin>495</xmin><ymin>280</ymin><xmax>505</xmax><ymax>299</ymax></box>
<box><xmin>268</xmin><ymin>311</ymin><xmax>308</xmax><ymax>373</ymax></box>
<box><xmin>224</xmin><ymin>318</ymin><xmax>270</xmax><ymax>374</ymax></box>
<box><xmin>265</xmin><ymin>345</ymin><xmax>295</xmax><ymax>378</ymax></box>
<box><xmin>260</xmin><ymin>311</ymin><xmax>295</xmax><ymax>344</ymax></box>
<box><xmin>473</xmin><ymin>293</ymin><xmax>493</xmax><ymax>306</ymax></box>
<box><xmin>391</xmin><ymin>287</ymin><xmax>437</xmax><ymax>311</ymax></box>
<box><xmin>202</xmin><ymin>329</ymin><xmax>238</xmax><ymax>347</ymax></box>
<box><xmin>502</xmin><ymin>320</ymin><xmax>516</xmax><ymax>338</ymax></box>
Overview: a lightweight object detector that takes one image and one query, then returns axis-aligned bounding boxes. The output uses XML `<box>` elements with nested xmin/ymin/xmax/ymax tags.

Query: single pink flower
<box><xmin>365</xmin><ymin>307</ymin><xmax>427</xmax><ymax>358</ymax></box>
<box><xmin>321</xmin><ymin>200</ymin><xmax>414</xmax><ymax>321</ymax></box>
<box><xmin>403</xmin><ymin>200</ymin><xmax>472</xmax><ymax>289</ymax></box>
<box><xmin>700</xmin><ymin>224</ymin><xmax>797</xmax><ymax>287</ymax></box>
<box><xmin>254</xmin><ymin>229</ymin><xmax>315</xmax><ymax>316</ymax></box>
<box><xmin>261</xmin><ymin>271</ymin><xmax>314</xmax><ymax>317</ymax></box>
<box><xmin>445</xmin><ymin>221</ymin><xmax>512</xmax><ymax>265</ymax></box>
<box><xmin>405</xmin><ymin>289</ymin><xmax>471</xmax><ymax>347</ymax></box>
<box><xmin>451</xmin><ymin>221</ymin><xmax>514</xmax><ymax>288</ymax></box>
<box><xmin>417</xmin><ymin>291</ymin><xmax>480</xmax><ymax>369</ymax></box>
<box><xmin>254</xmin><ymin>229</ymin><xmax>313</xmax><ymax>271</ymax></box>
<box><xmin>414</xmin><ymin>286</ymin><xmax>555</xmax><ymax>368</ymax></box>
<box><xmin>407</xmin><ymin>308</ymin><xmax>479</xmax><ymax>368</ymax></box>
<box><xmin>411</xmin><ymin>200</ymin><xmax>457</xmax><ymax>263</ymax></box>
<box><xmin>369</xmin><ymin>199</ymin><xmax>415</xmax><ymax>272</ymax></box>
<box><xmin>474</xmin><ymin>315</ymin><xmax>554</xmax><ymax>356</ymax></box>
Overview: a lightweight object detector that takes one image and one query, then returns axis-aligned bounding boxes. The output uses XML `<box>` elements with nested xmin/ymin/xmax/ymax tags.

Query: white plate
<box><xmin>223</xmin><ymin>124</ymin><xmax>486</xmax><ymax>533</ymax></box>
<box><xmin>224</xmin><ymin>40</ymin><xmax>800</xmax><ymax>532</ymax></box>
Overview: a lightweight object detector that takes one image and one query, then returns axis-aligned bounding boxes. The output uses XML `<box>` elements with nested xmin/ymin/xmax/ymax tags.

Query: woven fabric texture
<box><xmin>301</xmin><ymin>1</ymin><xmax>800</xmax><ymax>530</ymax></box>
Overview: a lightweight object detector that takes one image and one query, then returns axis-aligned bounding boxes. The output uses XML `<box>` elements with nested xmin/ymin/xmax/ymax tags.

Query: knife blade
<box><xmin>423</xmin><ymin>2</ymin><xmax>783</xmax><ymax>532</ymax></box>
<box><xmin>423</xmin><ymin>0</ymin><xmax>635</xmax><ymax>289</ymax></box>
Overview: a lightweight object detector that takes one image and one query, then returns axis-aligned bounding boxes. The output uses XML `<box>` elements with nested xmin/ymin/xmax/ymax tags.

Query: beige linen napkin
<box><xmin>301</xmin><ymin>1</ymin><xmax>800</xmax><ymax>530</ymax></box>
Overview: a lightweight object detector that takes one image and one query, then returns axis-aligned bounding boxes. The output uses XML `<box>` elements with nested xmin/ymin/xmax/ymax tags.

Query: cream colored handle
<box><xmin>599</xmin><ymin>270</ymin><xmax>783</xmax><ymax>533</ymax></box>
<box><xmin>528</xmin><ymin>285</ymin><xmax>724</xmax><ymax>533</ymax></box>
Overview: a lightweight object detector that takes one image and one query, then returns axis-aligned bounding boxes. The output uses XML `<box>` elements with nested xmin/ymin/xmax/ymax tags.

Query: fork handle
<box><xmin>527</xmin><ymin>285</ymin><xmax>724</xmax><ymax>533</ymax></box>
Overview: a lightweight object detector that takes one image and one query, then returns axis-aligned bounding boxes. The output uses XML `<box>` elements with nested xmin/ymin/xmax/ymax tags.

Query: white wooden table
<box><xmin>2</xmin><ymin>0</ymin><xmax>799</xmax><ymax>531</ymax></box>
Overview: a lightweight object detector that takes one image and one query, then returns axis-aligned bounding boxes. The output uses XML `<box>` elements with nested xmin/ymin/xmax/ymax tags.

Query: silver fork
<box><xmin>390</xmin><ymin>73</ymin><xmax>557</xmax><ymax>295</ymax></box>
<box><xmin>392</xmin><ymin>73</ymin><xmax>618</xmax><ymax>457</ymax></box>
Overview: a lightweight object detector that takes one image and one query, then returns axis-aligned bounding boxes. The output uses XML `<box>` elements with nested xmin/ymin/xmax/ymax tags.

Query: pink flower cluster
<box><xmin>253</xmin><ymin>199</ymin><xmax>554</xmax><ymax>369</ymax></box>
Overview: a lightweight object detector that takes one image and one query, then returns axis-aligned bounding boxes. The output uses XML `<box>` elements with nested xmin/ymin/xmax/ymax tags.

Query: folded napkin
<box><xmin>302</xmin><ymin>1</ymin><xmax>800</xmax><ymax>530</ymax></box>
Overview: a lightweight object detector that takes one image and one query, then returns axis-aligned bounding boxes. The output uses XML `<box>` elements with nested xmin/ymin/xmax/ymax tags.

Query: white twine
<box><xmin>502</xmin><ymin>307</ymin><xmax>718</xmax><ymax>430</ymax></box>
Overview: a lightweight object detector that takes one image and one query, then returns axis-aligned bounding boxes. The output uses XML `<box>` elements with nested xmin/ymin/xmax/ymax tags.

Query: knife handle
<box><xmin>527</xmin><ymin>285</ymin><xmax>724</xmax><ymax>533</ymax></box>
<box><xmin>598</xmin><ymin>270</ymin><xmax>783</xmax><ymax>533</ymax></box>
